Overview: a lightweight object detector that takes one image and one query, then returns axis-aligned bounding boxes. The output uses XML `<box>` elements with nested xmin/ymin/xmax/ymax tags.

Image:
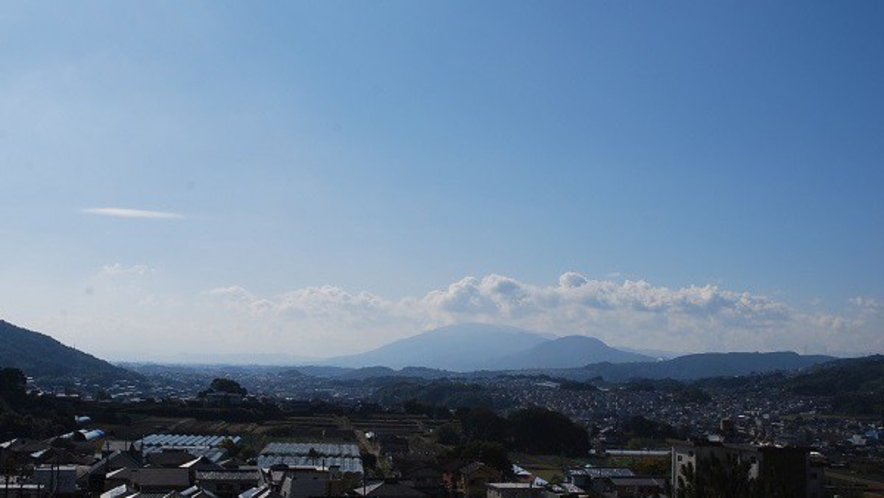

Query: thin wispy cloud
<box><xmin>82</xmin><ymin>207</ymin><xmax>183</xmax><ymax>220</ymax></box>
<box><xmin>99</xmin><ymin>263</ymin><xmax>156</xmax><ymax>276</ymax></box>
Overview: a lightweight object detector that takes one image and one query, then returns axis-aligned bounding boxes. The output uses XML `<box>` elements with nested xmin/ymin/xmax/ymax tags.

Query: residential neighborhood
<box><xmin>2</xmin><ymin>360</ymin><xmax>883</xmax><ymax>498</ymax></box>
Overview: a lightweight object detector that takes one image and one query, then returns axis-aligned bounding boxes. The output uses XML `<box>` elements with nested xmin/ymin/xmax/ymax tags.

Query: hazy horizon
<box><xmin>18</xmin><ymin>319</ymin><xmax>870</xmax><ymax>366</ymax></box>
<box><xmin>1</xmin><ymin>2</ymin><xmax>881</xmax><ymax>360</ymax></box>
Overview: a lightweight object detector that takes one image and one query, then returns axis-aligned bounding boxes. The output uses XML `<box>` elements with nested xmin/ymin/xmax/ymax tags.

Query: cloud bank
<box><xmin>32</xmin><ymin>271</ymin><xmax>881</xmax><ymax>361</ymax></box>
<box><xmin>205</xmin><ymin>272</ymin><xmax>883</xmax><ymax>357</ymax></box>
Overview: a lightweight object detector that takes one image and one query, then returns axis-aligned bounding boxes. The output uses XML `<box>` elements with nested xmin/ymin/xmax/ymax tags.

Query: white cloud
<box><xmin>851</xmin><ymin>296</ymin><xmax>883</xmax><ymax>312</ymax></box>
<box><xmin>100</xmin><ymin>263</ymin><xmax>155</xmax><ymax>276</ymax></box>
<box><xmin>209</xmin><ymin>286</ymin><xmax>275</xmax><ymax>316</ymax></box>
<box><xmin>82</xmin><ymin>207</ymin><xmax>183</xmax><ymax>219</ymax></box>
<box><xmin>32</xmin><ymin>272</ymin><xmax>880</xmax><ymax>361</ymax></box>
<box><xmin>559</xmin><ymin>272</ymin><xmax>588</xmax><ymax>289</ymax></box>
<box><xmin>202</xmin><ymin>272</ymin><xmax>882</xmax><ymax>357</ymax></box>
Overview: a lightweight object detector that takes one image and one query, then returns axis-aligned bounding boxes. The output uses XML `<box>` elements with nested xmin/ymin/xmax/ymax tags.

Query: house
<box><xmin>566</xmin><ymin>467</ymin><xmax>633</xmax><ymax>491</ymax></box>
<box><xmin>543</xmin><ymin>482</ymin><xmax>583</xmax><ymax>498</ymax></box>
<box><xmin>398</xmin><ymin>464</ymin><xmax>444</xmax><ymax>498</ymax></box>
<box><xmin>105</xmin><ymin>467</ymin><xmax>192</xmax><ymax>493</ymax></box>
<box><xmin>195</xmin><ymin>469</ymin><xmax>261</xmax><ymax>498</ymax></box>
<box><xmin>81</xmin><ymin>449</ymin><xmax>143</xmax><ymax>493</ymax></box>
<box><xmin>670</xmin><ymin>439</ymin><xmax>824</xmax><ymax>498</ymax></box>
<box><xmin>100</xmin><ymin>440</ymin><xmax>139</xmax><ymax>457</ymax></box>
<box><xmin>485</xmin><ymin>482</ymin><xmax>545</xmax><ymax>498</ymax></box>
<box><xmin>33</xmin><ymin>465</ymin><xmax>79</xmax><ymax>495</ymax></box>
<box><xmin>182</xmin><ymin>456</ymin><xmax>227</xmax><ymax>474</ymax></box>
<box><xmin>442</xmin><ymin>462</ymin><xmax>502</xmax><ymax>498</ymax></box>
<box><xmin>148</xmin><ymin>450</ymin><xmax>201</xmax><ymax>469</ymax></box>
<box><xmin>592</xmin><ymin>476</ymin><xmax>665</xmax><ymax>498</ymax></box>
<box><xmin>352</xmin><ymin>479</ymin><xmax>428</xmax><ymax>498</ymax></box>
<box><xmin>238</xmin><ymin>484</ymin><xmax>284</xmax><ymax>498</ymax></box>
<box><xmin>256</xmin><ymin>464</ymin><xmax>346</xmax><ymax>498</ymax></box>
<box><xmin>0</xmin><ymin>480</ymin><xmax>41</xmax><ymax>498</ymax></box>
<box><xmin>179</xmin><ymin>484</ymin><xmax>222</xmax><ymax>498</ymax></box>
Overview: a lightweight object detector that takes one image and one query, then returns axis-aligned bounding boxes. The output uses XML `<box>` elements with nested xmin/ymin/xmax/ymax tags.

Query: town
<box><xmin>2</xmin><ymin>355</ymin><xmax>882</xmax><ymax>498</ymax></box>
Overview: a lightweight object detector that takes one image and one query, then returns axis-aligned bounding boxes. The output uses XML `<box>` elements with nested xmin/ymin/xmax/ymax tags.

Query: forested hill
<box><xmin>538</xmin><ymin>351</ymin><xmax>834</xmax><ymax>381</ymax></box>
<box><xmin>785</xmin><ymin>355</ymin><xmax>884</xmax><ymax>415</ymax></box>
<box><xmin>0</xmin><ymin>320</ymin><xmax>138</xmax><ymax>385</ymax></box>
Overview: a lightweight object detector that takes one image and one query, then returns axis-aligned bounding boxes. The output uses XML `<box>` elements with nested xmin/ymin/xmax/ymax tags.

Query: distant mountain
<box><xmin>337</xmin><ymin>366</ymin><xmax>397</xmax><ymax>380</ymax></box>
<box><xmin>324</xmin><ymin>324</ymin><xmax>551</xmax><ymax>371</ymax></box>
<box><xmin>321</xmin><ymin>323</ymin><xmax>651</xmax><ymax>371</ymax></box>
<box><xmin>330</xmin><ymin>366</ymin><xmax>459</xmax><ymax>381</ymax></box>
<box><xmin>0</xmin><ymin>320</ymin><xmax>138</xmax><ymax>385</ymax></box>
<box><xmin>616</xmin><ymin>346</ymin><xmax>682</xmax><ymax>360</ymax></box>
<box><xmin>538</xmin><ymin>351</ymin><xmax>835</xmax><ymax>382</ymax></box>
<box><xmin>398</xmin><ymin>366</ymin><xmax>455</xmax><ymax>379</ymax></box>
<box><xmin>494</xmin><ymin>335</ymin><xmax>652</xmax><ymax>369</ymax></box>
<box><xmin>282</xmin><ymin>350</ymin><xmax>837</xmax><ymax>382</ymax></box>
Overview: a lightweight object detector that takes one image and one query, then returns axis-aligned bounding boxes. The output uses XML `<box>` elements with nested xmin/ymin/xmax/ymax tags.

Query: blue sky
<box><xmin>1</xmin><ymin>1</ymin><xmax>882</xmax><ymax>361</ymax></box>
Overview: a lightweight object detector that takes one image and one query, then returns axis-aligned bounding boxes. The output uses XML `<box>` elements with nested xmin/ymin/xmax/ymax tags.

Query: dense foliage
<box><xmin>620</xmin><ymin>415</ymin><xmax>679</xmax><ymax>440</ymax></box>
<box><xmin>454</xmin><ymin>406</ymin><xmax>590</xmax><ymax>457</ymax></box>
<box><xmin>508</xmin><ymin>407</ymin><xmax>590</xmax><ymax>455</ymax></box>
<box><xmin>785</xmin><ymin>355</ymin><xmax>884</xmax><ymax>415</ymax></box>
<box><xmin>676</xmin><ymin>453</ymin><xmax>797</xmax><ymax>498</ymax></box>
<box><xmin>0</xmin><ymin>367</ymin><xmax>76</xmax><ymax>440</ymax></box>
<box><xmin>0</xmin><ymin>367</ymin><xmax>27</xmax><ymax>407</ymax></box>
<box><xmin>207</xmin><ymin>377</ymin><xmax>248</xmax><ymax>395</ymax></box>
<box><xmin>372</xmin><ymin>380</ymin><xmax>510</xmax><ymax>410</ymax></box>
<box><xmin>442</xmin><ymin>441</ymin><xmax>513</xmax><ymax>475</ymax></box>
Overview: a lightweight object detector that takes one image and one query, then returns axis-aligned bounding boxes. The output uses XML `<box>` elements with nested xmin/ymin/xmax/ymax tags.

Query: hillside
<box><xmin>321</xmin><ymin>324</ymin><xmax>649</xmax><ymax>371</ymax></box>
<box><xmin>785</xmin><ymin>355</ymin><xmax>884</xmax><ymax>415</ymax></box>
<box><xmin>494</xmin><ymin>335</ymin><xmax>651</xmax><ymax>369</ymax></box>
<box><xmin>323</xmin><ymin>323</ymin><xmax>551</xmax><ymax>371</ymax></box>
<box><xmin>0</xmin><ymin>320</ymin><xmax>138</xmax><ymax>385</ymax></box>
<box><xmin>535</xmin><ymin>351</ymin><xmax>834</xmax><ymax>382</ymax></box>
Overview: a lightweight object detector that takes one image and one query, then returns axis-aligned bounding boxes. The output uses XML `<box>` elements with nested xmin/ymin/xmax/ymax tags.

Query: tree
<box><xmin>218</xmin><ymin>437</ymin><xmax>243</xmax><ymax>458</ymax></box>
<box><xmin>206</xmin><ymin>378</ymin><xmax>247</xmax><ymax>396</ymax></box>
<box><xmin>508</xmin><ymin>407</ymin><xmax>590</xmax><ymax>456</ymax></box>
<box><xmin>621</xmin><ymin>415</ymin><xmax>678</xmax><ymax>440</ymax></box>
<box><xmin>457</xmin><ymin>407</ymin><xmax>508</xmax><ymax>444</ymax></box>
<box><xmin>0</xmin><ymin>368</ymin><xmax>27</xmax><ymax>407</ymax></box>
<box><xmin>675</xmin><ymin>453</ymin><xmax>786</xmax><ymax>498</ymax></box>
<box><xmin>435</xmin><ymin>423</ymin><xmax>462</xmax><ymax>446</ymax></box>
<box><xmin>455</xmin><ymin>441</ymin><xmax>512</xmax><ymax>476</ymax></box>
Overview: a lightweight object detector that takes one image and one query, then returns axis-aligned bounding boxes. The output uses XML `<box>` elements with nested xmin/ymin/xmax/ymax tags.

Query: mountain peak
<box><xmin>492</xmin><ymin>334</ymin><xmax>652</xmax><ymax>369</ymax></box>
<box><xmin>322</xmin><ymin>324</ymin><xmax>647</xmax><ymax>371</ymax></box>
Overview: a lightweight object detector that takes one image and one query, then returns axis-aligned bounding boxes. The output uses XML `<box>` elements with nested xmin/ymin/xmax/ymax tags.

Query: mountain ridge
<box><xmin>286</xmin><ymin>351</ymin><xmax>836</xmax><ymax>382</ymax></box>
<box><xmin>0</xmin><ymin>319</ymin><xmax>139</xmax><ymax>385</ymax></box>
<box><xmin>533</xmin><ymin>351</ymin><xmax>836</xmax><ymax>382</ymax></box>
<box><xmin>321</xmin><ymin>323</ymin><xmax>654</xmax><ymax>371</ymax></box>
<box><xmin>493</xmin><ymin>335</ymin><xmax>652</xmax><ymax>369</ymax></box>
<box><xmin>322</xmin><ymin>323</ymin><xmax>550</xmax><ymax>370</ymax></box>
